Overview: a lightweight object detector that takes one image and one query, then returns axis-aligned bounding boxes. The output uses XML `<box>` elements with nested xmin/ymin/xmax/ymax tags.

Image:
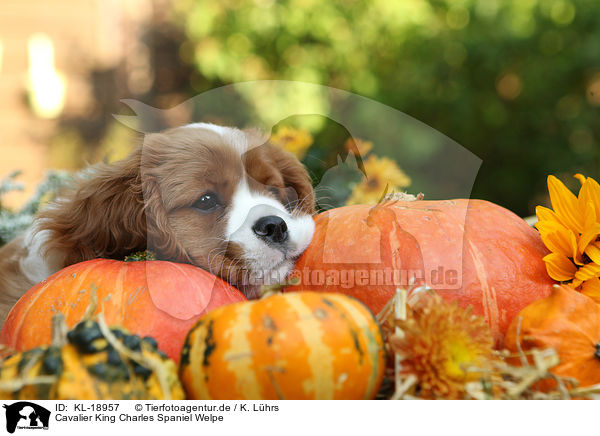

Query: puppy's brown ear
<box><xmin>139</xmin><ymin>133</ymin><xmax>190</xmax><ymax>262</ymax></box>
<box><xmin>264</xmin><ymin>143</ymin><xmax>315</xmax><ymax>215</ymax></box>
<box><xmin>39</xmin><ymin>133</ymin><xmax>189</xmax><ymax>266</ymax></box>
<box><xmin>38</xmin><ymin>147</ymin><xmax>149</xmax><ymax>265</ymax></box>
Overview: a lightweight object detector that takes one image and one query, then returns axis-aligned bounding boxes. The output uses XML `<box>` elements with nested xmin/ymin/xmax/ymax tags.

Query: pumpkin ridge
<box><xmin>323</xmin><ymin>293</ymin><xmax>384</xmax><ymax>399</ymax></box>
<box><xmin>299</xmin><ymin>296</ymin><xmax>360</xmax><ymax>399</ymax></box>
<box><xmin>5</xmin><ymin>277</ymin><xmax>55</xmax><ymax>348</ymax></box>
<box><xmin>182</xmin><ymin>319</ymin><xmax>210</xmax><ymax>399</ymax></box>
<box><xmin>222</xmin><ymin>302</ymin><xmax>262</xmax><ymax>399</ymax></box>
<box><xmin>59</xmin><ymin>261</ymin><xmax>115</xmax><ymax>324</ymax></box>
<box><xmin>467</xmin><ymin>240</ymin><xmax>500</xmax><ymax>341</ymax></box>
<box><xmin>316</xmin><ymin>297</ymin><xmax>365</xmax><ymax>363</ymax></box>
<box><xmin>13</xmin><ymin>261</ymin><xmax>109</xmax><ymax>346</ymax></box>
<box><xmin>114</xmin><ymin>261</ymin><xmax>127</xmax><ymax>321</ymax></box>
<box><xmin>202</xmin><ymin>319</ymin><xmax>216</xmax><ymax>368</ymax></box>
<box><xmin>286</xmin><ymin>294</ymin><xmax>335</xmax><ymax>398</ymax></box>
<box><xmin>246</xmin><ymin>298</ymin><xmax>285</xmax><ymax>399</ymax></box>
<box><xmin>262</xmin><ymin>295</ymin><xmax>314</xmax><ymax>399</ymax></box>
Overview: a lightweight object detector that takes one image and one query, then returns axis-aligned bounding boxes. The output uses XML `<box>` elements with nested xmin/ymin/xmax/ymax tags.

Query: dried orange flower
<box><xmin>270</xmin><ymin>126</ymin><xmax>313</xmax><ymax>160</ymax></box>
<box><xmin>390</xmin><ymin>294</ymin><xmax>494</xmax><ymax>399</ymax></box>
<box><xmin>535</xmin><ymin>174</ymin><xmax>600</xmax><ymax>301</ymax></box>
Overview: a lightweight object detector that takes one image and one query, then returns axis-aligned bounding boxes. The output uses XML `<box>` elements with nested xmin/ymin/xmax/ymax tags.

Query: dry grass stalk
<box><xmin>51</xmin><ymin>313</ymin><xmax>68</xmax><ymax>348</ymax></box>
<box><xmin>391</xmin><ymin>288</ymin><xmax>407</xmax><ymax>399</ymax></box>
<box><xmin>0</xmin><ymin>375</ymin><xmax>58</xmax><ymax>392</ymax></box>
<box><xmin>95</xmin><ymin>312</ymin><xmax>173</xmax><ymax>400</ymax></box>
<box><xmin>81</xmin><ymin>284</ymin><xmax>99</xmax><ymax>321</ymax></box>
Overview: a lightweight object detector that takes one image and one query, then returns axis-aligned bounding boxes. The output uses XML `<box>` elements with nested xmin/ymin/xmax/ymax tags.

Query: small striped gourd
<box><xmin>0</xmin><ymin>317</ymin><xmax>184</xmax><ymax>400</ymax></box>
<box><xmin>179</xmin><ymin>292</ymin><xmax>385</xmax><ymax>400</ymax></box>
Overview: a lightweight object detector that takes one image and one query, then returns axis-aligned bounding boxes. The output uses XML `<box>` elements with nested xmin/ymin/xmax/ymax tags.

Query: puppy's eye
<box><xmin>192</xmin><ymin>192</ymin><xmax>221</xmax><ymax>213</ymax></box>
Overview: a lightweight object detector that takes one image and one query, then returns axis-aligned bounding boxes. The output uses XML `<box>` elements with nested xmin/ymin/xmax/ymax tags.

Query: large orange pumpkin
<box><xmin>180</xmin><ymin>292</ymin><xmax>385</xmax><ymax>400</ymax></box>
<box><xmin>0</xmin><ymin>259</ymin><xmax>246</xmax><ymax>362</ymax></box>
<box><xmin>286</xmin><ymin>199</ymin><xmax>555</xmax><ymax>345</ymax></box>
<box><xmin>505</xmin><ymin>284</ymin><xmax>600</xmax><ymax>388</ymax></box>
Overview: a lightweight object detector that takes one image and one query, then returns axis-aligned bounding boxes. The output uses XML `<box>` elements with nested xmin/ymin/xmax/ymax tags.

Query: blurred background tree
<box><xmin>171</xmin><ymin>0</ymin><xmax>600</xmax><ymax>215</ymax></box>
<box><xmin>0</xmin><ymin>0</ymin><xmax>598</xmax><ymax>218</ymax></box>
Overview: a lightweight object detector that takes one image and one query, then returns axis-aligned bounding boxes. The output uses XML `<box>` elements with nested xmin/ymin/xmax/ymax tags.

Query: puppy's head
<box><xmin>142</xmin><ymin>123</ymin><xmax>315</xmax><ymax>296</ymax></box>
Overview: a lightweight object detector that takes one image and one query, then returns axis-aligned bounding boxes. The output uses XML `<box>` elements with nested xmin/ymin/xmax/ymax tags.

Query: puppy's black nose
<box><xmin>252</xmin><ymin>215</ymin><xmax>288</xmax><ymax>244</ymax></box>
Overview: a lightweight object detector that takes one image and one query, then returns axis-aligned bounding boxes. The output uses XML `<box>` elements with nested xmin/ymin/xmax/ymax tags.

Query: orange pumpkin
<box><xmin>286</xmin><ymin>199</ymin><xmax>555</xmax><ymax>345</ymax></box>
<box><xmin>505</xmin><ymin>284</ymin><xmax>600</xmax><ymax>388</ymax></box>
<box><xmin>0</xmin><ymin>259</ymin><xmax>246</xmax><ymax>362</ymax></box>
<box><xmin>180</xmin><ymin>292</ymin><xmax>385</xmax><ymax>400</ymax></box>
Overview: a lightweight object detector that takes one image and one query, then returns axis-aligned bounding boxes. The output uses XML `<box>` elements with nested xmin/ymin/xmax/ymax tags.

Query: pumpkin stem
<box><xmin>124</xmin><ymin>250</ymin><xmax>157</xmax><ymax>262</ymax></box>
<box><xmin>595</xmin><ymin>343</ymin><xmax>600</xmax><ymax>361</ymax></box>
<box><xmin>51</xmin><ymin>314</ymin><xmax>68</xmax><ymax>348</ymax></box>
<box><xmin>260</xmin><ymin>276</ymin><xmax>301</xmax><ymax>299</ymax></box>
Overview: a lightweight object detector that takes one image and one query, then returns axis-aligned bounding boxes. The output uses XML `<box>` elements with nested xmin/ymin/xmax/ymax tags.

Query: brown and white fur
<box><xmin>0</xmin><ymin>123</ymin><xmax>315</xmax><ymax>324</ymax></box>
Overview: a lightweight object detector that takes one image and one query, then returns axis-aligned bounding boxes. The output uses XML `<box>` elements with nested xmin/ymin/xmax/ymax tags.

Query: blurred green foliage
<box><xmin>170</xmin><ymin>0</ymin><xmax>600</xmax><ymax>215</ymax></box>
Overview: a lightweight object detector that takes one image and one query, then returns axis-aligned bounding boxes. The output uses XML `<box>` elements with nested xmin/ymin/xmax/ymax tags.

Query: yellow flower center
<box><xmin>443</xmin><ymin>334</ymin><xmax>481</xmax><ymax>380</ymax></box>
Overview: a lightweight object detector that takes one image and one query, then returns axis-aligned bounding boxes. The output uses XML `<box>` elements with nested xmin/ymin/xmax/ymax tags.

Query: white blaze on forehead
<box><xmin>183</xmin><ymin>122</ymin><xmax>249</xmax><ymax>154</ymax></box>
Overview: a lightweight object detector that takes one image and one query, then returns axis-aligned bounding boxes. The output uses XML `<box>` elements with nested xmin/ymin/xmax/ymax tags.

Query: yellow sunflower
<box><xmin>344</xmin><ymin>137</ymin><xmax>373</xmax><ymax>157</ymax></box>
<box><xmin>270</xmin><ymin>126</ymin><xmax>313</xmax><ymax>160</ymax></box>
<box><xmin>535</xmin><ymin>174</ymin><xmax>600</xmax><ymax>302</ymax></box>
<box><xmin>346</xmin><ymin>155</ymin><xmax>411</xmax><ymax>205</ymax></box>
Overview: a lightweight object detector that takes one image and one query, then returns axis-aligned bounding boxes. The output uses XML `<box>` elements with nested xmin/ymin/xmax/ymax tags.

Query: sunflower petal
<box><xmin>582</xmin><ymin>200</ymin><xmax>598</xmax><ymax>230</ymax></box>
<box><xmin>536</xmin><ymin>220</ymin><xmax>580</xmax><ymax>262</ymax></box>
<box><xmin>579</xmin><ymin>177</ymin><xmax>600</xmax><ymax>221</ymax></box>
<box><xmin>585</xmin><ymin>243</ymin><xmax>600</xmax><ymax>265</ymax></box>
<box><xmin>535</xmin><ymin>205</ymin><xmax>566</xmax><ymax>227</ymax></box>
<box><xmin>581</xmin><ymin>277</ymin><xmax>600</xmax><ymax>304</ymax></box>
<box><xmin>574</xmin><ymin>173</ymin><xmax>587</xmax><ymax>185</ymax></box>
<box><xmin>542</xmin><ymin>252</ymin><xmax>577</xmax><ymax>282</ymax></box>
<box><xmin>547</xmin><ymin>175</ymin><xmax>584</xmax><ymax>233</ymax></box>
<box><xmin>578</xmin><ymin>223</ymin><xmax>600</xmax><ymax>255</ymax></box>
<box><xmin>574</xmin><ymin>262</ymin><xmax>600</xmax><ymax>282</ymax></box>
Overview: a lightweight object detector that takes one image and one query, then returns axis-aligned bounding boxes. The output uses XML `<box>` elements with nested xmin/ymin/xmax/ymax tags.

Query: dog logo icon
<box><xmin>3</xmin><ymin>402</ymin><xmax>50</xmax><ymax>433</ymax></box>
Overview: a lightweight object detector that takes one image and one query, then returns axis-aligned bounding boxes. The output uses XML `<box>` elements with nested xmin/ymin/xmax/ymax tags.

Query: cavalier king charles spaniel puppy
<box><xmin>0</xmin><ymin>123</ymin><xmax>315</xmax><ymax>323</ymax></box>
